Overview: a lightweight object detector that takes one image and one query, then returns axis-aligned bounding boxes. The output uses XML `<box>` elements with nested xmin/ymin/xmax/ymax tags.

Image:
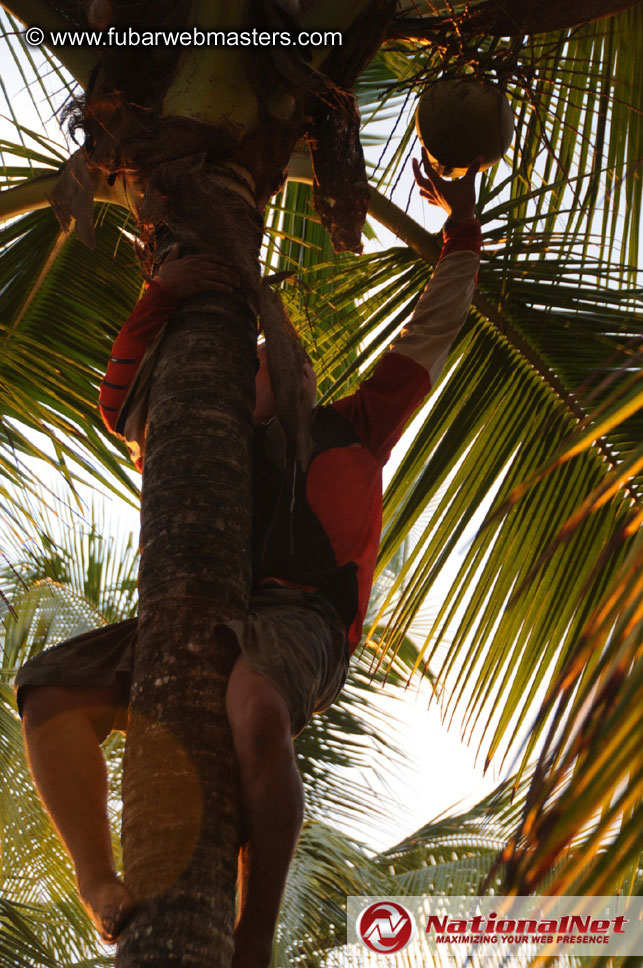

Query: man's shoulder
<box><xmin>312</xmin><ymin>403</ymin><xmax>363</xmax><ymax>451</ymax></box>
<box><xmin>324</xmin><ymin>353</ymin><xmax>431</xmax><ymax>464</ymax></box>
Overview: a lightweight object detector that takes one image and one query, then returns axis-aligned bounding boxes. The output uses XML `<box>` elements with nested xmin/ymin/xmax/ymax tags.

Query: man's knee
<box><xmin>21</xmin><ymin>684</ymin><xmax>121</xmax><ymax>744</ymax></box>
<box><xmin>226</xmin><ymin>657</ymin><xmax>293</xmax><ymax>766</ymax></box>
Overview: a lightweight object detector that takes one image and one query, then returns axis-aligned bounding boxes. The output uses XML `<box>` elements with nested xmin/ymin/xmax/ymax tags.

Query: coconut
<box><xmin>415</xmin><ymin>79</ymin><xmax>514</xmax><ymax>178</ymax></box>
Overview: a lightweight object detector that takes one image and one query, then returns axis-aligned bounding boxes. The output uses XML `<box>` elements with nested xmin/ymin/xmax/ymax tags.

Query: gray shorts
<box><xmin>14</xmin><ymin>586</ymin><xmax>349</xmax><ymax>738</ymax></box>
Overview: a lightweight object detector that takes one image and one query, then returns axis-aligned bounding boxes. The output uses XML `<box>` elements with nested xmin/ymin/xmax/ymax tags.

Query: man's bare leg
<box><xmin>226</xmin><ymin>655</ymin><xmax>304</xmax><ymax>968</ymax></box>
<box><xmin>21</xmin><ymin>684</ymin><xmax>133</xmax><ymax>943</ymax></box>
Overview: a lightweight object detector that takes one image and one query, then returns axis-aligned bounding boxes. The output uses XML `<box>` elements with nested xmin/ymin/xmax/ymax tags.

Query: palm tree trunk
<box><xmin>115</xmin><ymin>283</ymin><xmax>257</xmax><ymax>965</ymax></box>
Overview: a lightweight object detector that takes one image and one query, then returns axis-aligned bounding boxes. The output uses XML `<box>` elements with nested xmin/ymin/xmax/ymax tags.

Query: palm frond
<box><xmin>497</xmin><ymin>524</ymin><xmax>643</xmax><ymax>897</ymax></box>
<box><xmin>0</xmin><ymin>5</ymin><xmax>95</xmax><ymax>90</ymax></box>
<box><xmin>318</xmin><ymin>773</ymin><xmax>525</xmax><ymax>968</ymax></box>
<box><xmin>0</xmin><ymin>896</ymin><xmax>112</xmax><ymax>968</ymax></box>
<box><xmin>273</xmin><ymin>821</ymin><xmax>392</xmax><ymax>968</ymax></box>
<box><xmin>0</xmin><ymin>201</ymin><xmax>143</xmax><ymax>508</ymax></box>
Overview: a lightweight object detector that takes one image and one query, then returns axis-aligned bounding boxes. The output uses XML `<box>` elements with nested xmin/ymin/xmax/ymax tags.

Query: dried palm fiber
<box><xmin>260</xmin><ymin>280</ymin><xmax>314</xmax><ymax>471</ymax></box>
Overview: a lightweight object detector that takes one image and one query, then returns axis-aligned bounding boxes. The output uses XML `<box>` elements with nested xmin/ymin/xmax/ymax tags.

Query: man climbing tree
<box><xmin>15</xmin><ymin>153</ymin><xmax>481</xmax><ymax>966</ymax></box>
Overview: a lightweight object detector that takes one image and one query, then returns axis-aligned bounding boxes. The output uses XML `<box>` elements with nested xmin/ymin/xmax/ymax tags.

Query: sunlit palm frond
<box><xmin>0</xmin><ymin>896</ymin><xmax>112</xmax><ymax>968</ymax></box>
<box><xmin>1</xmin><ymin>492</ymin><xmax>139</xmax><ymax>671</ymax></box>
<box><xmin>263</xmin><ymin>180</ymin><xmax>363</xmax><ymax>391</ymax></box>
<box><xmin>379</xmin><ymin>6</ymin><xmax>643</xmax><ymax>279</ymax></box>
<box><xmin>0</xmin><ymin>8</ymin><xmax>77</xmax><ymax>148</ymax></box>
<box><xmin>276</xmin><ymin>776</ymin><xmax>515</xmax><ymax>968</ymax></box>
<box><xmin>363</xmin><ymin>223</ymin><xmax>640</xmax><ymax>758</ymax></box>
<box><xmin>473</xmin><ymin>7</ymin><xmax>643</xmax><ymax>284</ymax></box>
<box><xmin>257</xmin><ymin>171</ymin><xmax>643</xmax><ymax>830</ymax></box>
<box><xmin>273</xmin><ymin>821</ymin><xmax>392</xmax><ymax>968</ymax></box>
<box><xmin>0</xmin><ymin>199</ymin><xmax>143</xmax><ymax>508</ymax></box>
<box><xmin>495</xmin><ymin>522</ymin><xmax>643</xmax><ymax>897</ymax></box>
<box><xmin>316</xmin><ymin>774</ymin><xmax>526</xmax><ymax>968</ymax></box>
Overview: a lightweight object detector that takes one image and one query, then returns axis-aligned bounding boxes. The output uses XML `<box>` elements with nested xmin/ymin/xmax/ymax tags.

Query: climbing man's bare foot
<box><xmin>78</xmin><ymin>875</ymin><xmax>134</xmax><ymax>943</ymax></box>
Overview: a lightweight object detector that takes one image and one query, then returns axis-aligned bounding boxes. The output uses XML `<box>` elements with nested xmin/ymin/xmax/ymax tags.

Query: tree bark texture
<box><xmin>115</xmin><ymin>286</ymin><xmax>257</xmax><ymax>965</ymax></box>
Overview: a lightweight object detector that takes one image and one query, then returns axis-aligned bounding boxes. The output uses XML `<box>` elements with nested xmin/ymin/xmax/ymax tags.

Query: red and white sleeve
<box><xmin>99</xmin><ymin>281</ymin><xmax>179</xmax><ymax>470</ymax></box>
<box><xmin>390</xmin><ymin>217</ymin><xmax>481</xmax><ymax>384</ymax></box>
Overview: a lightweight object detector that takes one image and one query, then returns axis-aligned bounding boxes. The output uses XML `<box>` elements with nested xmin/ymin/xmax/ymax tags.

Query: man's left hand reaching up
<box><xmin>412</xmin><ymin>150</ymin><xmax>482</xmax><ymax>224</ymax></box>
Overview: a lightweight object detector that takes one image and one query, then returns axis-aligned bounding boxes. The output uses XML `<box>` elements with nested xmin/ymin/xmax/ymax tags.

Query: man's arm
<box><xmin>99</xmin><ymin>248</ymin><xmax>239</xmax><ymax>468</ymax></box>
<box><xmin>392</xmin><ymin>150</ymin><xmax>481</xmax><ymax>382</ymax></box>
<box><xmin>332</xmin><ymin>154</ymin><xmax>482</xmax><ymax>462</ymax></box>
<box><xmin>98</xmin><ymin>280</ymin><xmax>180</xmax><ymax>433</ymax></box>
<box><xmin>390</xmin><ymin>216</ymin><xmax>481</xmax><ymax>384</ymax></box>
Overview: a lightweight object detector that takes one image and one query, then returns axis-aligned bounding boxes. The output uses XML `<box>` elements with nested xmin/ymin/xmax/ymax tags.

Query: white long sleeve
<box><xmin>391</xmin><ymin>222</ymin><xmax>481</xmax><ymax>384</ymax></box>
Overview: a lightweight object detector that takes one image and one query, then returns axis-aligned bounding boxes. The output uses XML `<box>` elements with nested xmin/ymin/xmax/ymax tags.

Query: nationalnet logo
<box><xmin>348</xmin><ymin>896</ymin><xmax>643</xmax><ymax>959</ymax></box>
<box><xmin>356</xmin><ymin>901</ymin><xmax>415</xmax><ymax>954</ymax></box>
<box><xmin>425</xmin><ymin>910</ymin><xmax>627</xmax><ymax>945</ymax></box>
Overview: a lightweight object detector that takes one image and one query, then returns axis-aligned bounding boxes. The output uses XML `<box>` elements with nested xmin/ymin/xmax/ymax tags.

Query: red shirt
<box><xmin>100</xmin><ymin>220</ymin><xmax>481</xmax><ymax>650</ymax></box>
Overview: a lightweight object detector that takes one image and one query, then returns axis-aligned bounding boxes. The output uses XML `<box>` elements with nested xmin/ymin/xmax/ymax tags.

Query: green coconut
<box><xmin>415</xmin><ymin>78</ymin><xmax>514</xmax><ymax>178</ymax></box>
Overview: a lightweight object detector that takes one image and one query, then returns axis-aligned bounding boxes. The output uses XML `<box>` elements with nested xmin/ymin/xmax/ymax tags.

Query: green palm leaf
<box><xmin>0</xmin><ymin>200</ymin><xmax>143</xmax><ymax>507</ymax></box>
